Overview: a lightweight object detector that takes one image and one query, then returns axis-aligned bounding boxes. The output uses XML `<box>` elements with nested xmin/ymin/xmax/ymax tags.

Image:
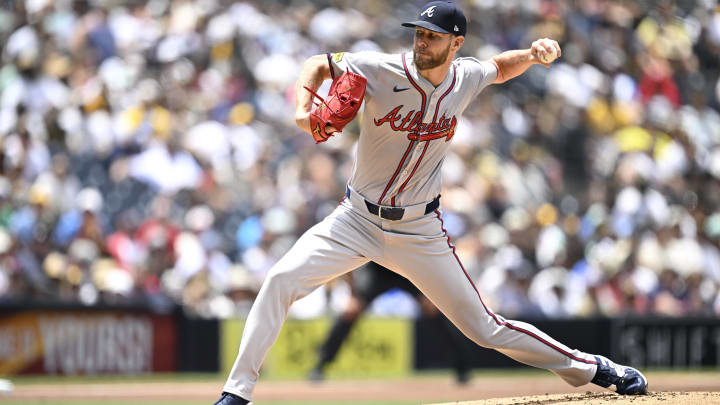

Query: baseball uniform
<box><xmin>310</xmin><ymin>261</ymin><xmax>472</xmax><ymax>383</ymax></box>
<box><xmin>221</xmin><ymin>51</ymin><xmax>599</xmax><ymax>401</ymax></box>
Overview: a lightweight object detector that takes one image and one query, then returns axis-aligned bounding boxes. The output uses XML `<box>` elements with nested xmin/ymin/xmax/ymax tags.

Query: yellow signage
<box><xmin>222</xmin><ymin>317</ymin><xmax>411</xmax><ymax>378</ymax></box>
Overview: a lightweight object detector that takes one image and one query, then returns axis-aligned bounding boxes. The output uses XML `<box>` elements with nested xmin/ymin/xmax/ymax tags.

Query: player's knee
<box><xmin>470</xmin><ymin>329</ymin><xmax>497</xmax><ymax>349</ymax></box>
<box><xmin>264</xmin><ymin>269</ymin><xmax>319</xmax><ymax>304</ymax></box>
<box><xmin>462</xmin><ymin>320</ymin><xmax>500</xmax><ymax>349</ymax></box>
<box><xmin>264</xmin><ymin>270</ymin><xmax>301</xmax><ymax>295</ymax></box>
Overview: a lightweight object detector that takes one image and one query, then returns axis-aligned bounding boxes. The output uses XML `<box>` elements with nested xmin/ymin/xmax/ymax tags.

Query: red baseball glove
<box><xmin>304</xmin><ymin>71</ymin><xmax>367</xmax><ymax>143</ymax></box>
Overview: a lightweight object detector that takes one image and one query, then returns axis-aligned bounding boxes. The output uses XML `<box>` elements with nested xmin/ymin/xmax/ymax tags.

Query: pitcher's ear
<box><xmin>454</xmin><ymin>36</ymin><xmax>465</xmax><ymax>50</ymax></box>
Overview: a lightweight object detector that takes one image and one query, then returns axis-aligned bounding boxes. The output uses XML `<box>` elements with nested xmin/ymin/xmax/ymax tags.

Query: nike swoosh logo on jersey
<box><xmin>393</xmin><ymin>85</ymin><xmax>410</xmax><ymax>92</ymax></box>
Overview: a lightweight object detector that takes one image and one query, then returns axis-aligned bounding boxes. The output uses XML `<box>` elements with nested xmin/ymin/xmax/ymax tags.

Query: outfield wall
<box><xmin>222</xmin><ymin>316</ymin><xmax>720</xmax><ymax>377</ymax></box>
<box><xmin>221</xmin><ymin>317</ymin><xmax>412</xmax><ymax>378</ymax></box>
<box><xmin>0</xmin><ymin>303</ymin><xmax>217</xmax><ymax>376</ymax></box>
<box><xmin>1</xmin><ymin>304</ymin><xmax>718</xmax><ymax>376</ymax></box>
<box><xmin>415</xmin><ymin>316</ymin><xmax>720</xmax><ymax>371</ymax></box>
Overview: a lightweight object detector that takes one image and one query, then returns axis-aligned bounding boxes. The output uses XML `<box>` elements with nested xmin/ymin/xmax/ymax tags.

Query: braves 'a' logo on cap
<box><xmin>420</xmin><ymin>5</ymin><xmax>436</xmax><ymax>17</ymax></box>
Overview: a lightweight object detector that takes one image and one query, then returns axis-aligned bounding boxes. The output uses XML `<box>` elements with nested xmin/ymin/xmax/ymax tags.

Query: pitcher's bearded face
<box><xmin>413</xmin><ymin>27</ymin><xmax>452</xmax><ymax>70</ymax></box>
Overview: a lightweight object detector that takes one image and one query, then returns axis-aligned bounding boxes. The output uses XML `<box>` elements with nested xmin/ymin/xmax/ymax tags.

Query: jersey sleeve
<box><xmin>458</xmin><ymin>57</ymin><xmax>498</xmax><ymax>98</ymax></box>
<box><xmin>327</xmin><ymin>51</ymin><xmax>379</xmax><ymax>81</ymax></box>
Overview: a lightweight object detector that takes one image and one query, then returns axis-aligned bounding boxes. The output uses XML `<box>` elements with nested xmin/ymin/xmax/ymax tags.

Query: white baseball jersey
<box><xmin>329</xmin><ymin>51</ymin><xmax>496</xmax><ymax>207</ymax></box>
<box><xmin>222</xmin><ymin>51</ymin><xmax>599</xmax><ymax>403</ymax></box>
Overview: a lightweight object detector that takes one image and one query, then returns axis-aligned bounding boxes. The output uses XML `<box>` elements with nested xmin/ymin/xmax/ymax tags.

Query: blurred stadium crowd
<box><xmin>1</xmin><ymin>0</ymin><xmax>720</xmax><ymax>319</ymax></box>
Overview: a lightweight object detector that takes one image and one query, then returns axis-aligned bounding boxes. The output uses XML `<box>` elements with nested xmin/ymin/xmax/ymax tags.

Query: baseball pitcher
<box><xmin>214</xmin><ymin>2</ymin><xmax>648</xmax><ymax>404</ymax></box>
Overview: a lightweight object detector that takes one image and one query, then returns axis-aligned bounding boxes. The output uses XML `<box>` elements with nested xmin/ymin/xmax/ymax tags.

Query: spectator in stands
<box><xmin>0</xmin><ymin>0</ymin><xmax>718</xmax><ymax>319</ymax></box>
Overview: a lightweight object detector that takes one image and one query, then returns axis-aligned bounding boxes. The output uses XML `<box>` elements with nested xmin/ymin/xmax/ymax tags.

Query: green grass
<box><xmin>0</xmin><ymin>399</ymin><xmax>417</xmax><ymax>405</ymax></box>
<box><xmin>0</xmin><ymin>369</ymin><xmax>509</xmax><ymax>386</ymax></box>
<box><xmin>5</xmin><ymin>372</ymin><xmax>223</xmax><ymax>385</ymax></box>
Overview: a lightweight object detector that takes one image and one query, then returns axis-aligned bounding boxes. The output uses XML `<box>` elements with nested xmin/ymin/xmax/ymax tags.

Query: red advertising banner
<box><xmin>0</xmin><ymin>311</ymin><xmax>177</xmax><ymax>375</ymax></box>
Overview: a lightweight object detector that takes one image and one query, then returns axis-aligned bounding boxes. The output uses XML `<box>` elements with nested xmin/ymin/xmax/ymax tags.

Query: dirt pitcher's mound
<box><xmin>431</xmin><ymin>391</ymin><xmax>720</xmax><ymax>405</ymax></box>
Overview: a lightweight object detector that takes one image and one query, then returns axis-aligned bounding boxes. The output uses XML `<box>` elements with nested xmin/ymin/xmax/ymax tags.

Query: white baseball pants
<box><xmin>223</xmin><ymin>194</ymin><xmax>598</xmax><ymax>400</ymax></box>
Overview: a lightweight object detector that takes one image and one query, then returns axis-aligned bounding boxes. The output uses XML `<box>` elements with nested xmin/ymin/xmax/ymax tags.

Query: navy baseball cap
<box><xmin>402</xmin><ymin>1</ymin><xmax>467</xmax><ymax>36</ymax></box>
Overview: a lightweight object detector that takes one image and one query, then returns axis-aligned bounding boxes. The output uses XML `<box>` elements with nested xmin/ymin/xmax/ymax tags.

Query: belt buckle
<box><xmin>380</xmin><ymin>207</ymin><xmax>404</xmax><ymax>220</ymax></box>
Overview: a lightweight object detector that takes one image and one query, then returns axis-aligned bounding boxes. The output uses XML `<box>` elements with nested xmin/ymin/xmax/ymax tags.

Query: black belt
<box><xmin>345</xmin><ymin>187</ymin><xmax>440</xmax><ymax>221</ymax></box>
